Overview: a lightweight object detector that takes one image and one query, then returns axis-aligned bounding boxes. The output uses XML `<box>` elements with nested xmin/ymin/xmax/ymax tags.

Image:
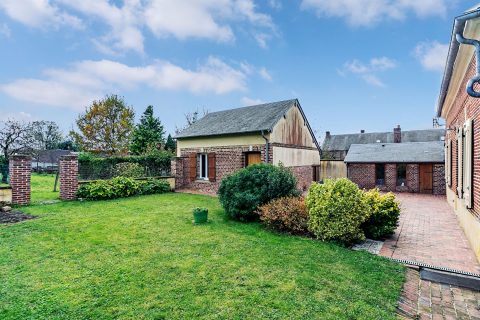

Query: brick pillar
<box><xmin>171</xmin><ymin>157</ymin><xmax>185</xmax><ymax>190</ymax></box>
<box><xmin>60</xmin><ymin>155</ymin><xmax>78</xmax><ymax>200</ymax></box>
<box><xmin>9</xmin><ymin>154</ymin><xmax>31</xmax><ymax>205</ymax></box>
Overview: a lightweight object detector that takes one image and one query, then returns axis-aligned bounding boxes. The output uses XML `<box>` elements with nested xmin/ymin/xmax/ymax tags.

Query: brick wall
<box><xmin>433</xmin><ymin>164</ymin><xmax>446</xmax><ymax>195</ymax></box>
<box><xmin>348</xmin><ymin>162</ymin><xmax>444</xmax><ymax>194</ymax></box>
<box><xmin>445</xmin><ymin>55</ymin><xmax>480</xmax><ymax>215</ymax></box>
<box><xmin>174</xmin><ymin>143</ymin><xmax>315</xmax><ymax>194</ymax></box>
<box><xmin>407</xmin><ymin>164</ymin><xmax>419</xmax><ymax>193</ymax></box>
<box><xmin>289</xmin><ymin>165</ymin><xmax>314</xmax><ymax>192</ymax></box>
<box><xmin>59</xmin><ymin>155</ymin><xmax>79</xmax><ymax>200</ymax></box>
<box><xmin>176</xmin><ymin>144</ymin><xmax>265</xmax><ymax>194</ymax></box>
<box><xmin>9</xmin><ymin>155</ymin><xmax>31</xmax><ymax>205</ymax></box>
<box><xmin>347</xmin><ymin>164</ymin><xmax>376</xmax><ymax>189</ymax></box>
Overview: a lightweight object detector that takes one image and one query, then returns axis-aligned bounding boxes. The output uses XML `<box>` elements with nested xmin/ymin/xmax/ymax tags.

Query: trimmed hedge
<box><xmin>218</xmin><ymin>164</ymin><xmax>299</xmax><ymax>221</ymax></box>
<box><xmin>77</xmin><ymin>177</ymin><xmax>171</xmax><ymax>200</ymax></box>
<box><xmin>259</xmin><ymin>196</ymin><xmax>309</xmax><ymax>235</ymax></box>
<box><xmin>362</xmin><ymin>189</ymin><xmax>400</xmax><ymax>239</ymax></box>
<box><xmin>78</xmin><ymin>151</ymin><xmax>173</xmax><ymax>180</ymax></box>
<box><xmin>306</xmin><ymin>179</ymin><xmax>370</xmax><ymax>245</ymax></box>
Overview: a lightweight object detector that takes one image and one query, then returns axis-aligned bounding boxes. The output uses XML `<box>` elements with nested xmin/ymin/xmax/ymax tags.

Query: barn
<box><xmin>172</xmin><ymin>99</ymin><xmax>321</xmax><ymax>194</ymax></box>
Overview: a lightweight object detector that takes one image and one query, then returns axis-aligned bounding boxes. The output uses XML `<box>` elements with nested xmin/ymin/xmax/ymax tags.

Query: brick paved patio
<box><xmin>398</xmin><ymin>268</ymin><xmax>480</xmax><ymax>319</ymax></box>
<box><xmin>379</xmin><ymin>193</ymin><xmax>480</xmax><ymax>274</ymax></box>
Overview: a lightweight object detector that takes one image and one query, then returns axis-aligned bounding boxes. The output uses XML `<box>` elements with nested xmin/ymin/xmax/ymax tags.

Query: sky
<box><xmin>0</xmin><ymin>0</ymin><xmax>474</xmax><ymax>139</ymax></box>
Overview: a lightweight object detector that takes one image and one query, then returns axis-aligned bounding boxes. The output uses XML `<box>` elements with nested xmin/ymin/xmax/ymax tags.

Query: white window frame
<box><xmin>464</xmin><ymin>119</ymin><xmax>473</xmax><ymax>209</ymax></box>
<box><xmin>457</xmin><ymin>127</ymin><xmax>464</xmax><ymax>198</ymax></box>
<box><xmin>198</xmin><ymin>153</ymin><xmax>209</xmax><ymax>180</ymax></box>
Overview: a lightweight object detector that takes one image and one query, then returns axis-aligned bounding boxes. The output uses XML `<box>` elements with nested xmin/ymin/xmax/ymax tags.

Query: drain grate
<box><xmin>386</xmin><ymin>257</ymin><xmax>480</xmax><ymax>278</ymax></box>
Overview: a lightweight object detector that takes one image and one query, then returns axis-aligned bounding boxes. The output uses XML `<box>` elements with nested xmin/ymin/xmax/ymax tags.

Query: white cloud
<box><xmin>301</xmin><ymin>0</ymin><xmax>447</xmax><ymax>27</ymax></box>
<box><xmin>1</xmin><ymin>57</ymin><xmax>248</xmax><ymax>110</ymax></box>
<box><xmin>258</xmin><ymin>67</ymin><xmax>272</xmax><ymax>81</ymax></box>
<box><xmin>414</xmin><ymin>41</ymin><xmax>449</xmax><ymax>72</ymax></box>
<box><xmin>1</xmin><ymin>0</ymin><xmax>276</xmax><ymax>53</ymax></box>
<box><xmin>268</xmin><ymin>0</ymin><xmax>282</xmax><ymax>10</ymax></box>
<box><xmin>0</xmin><ymin>0</ymin><xmax>82</xmax><ymax>29</ymax></box>
<box><xmin>341</xmin><ymin>57</ymin><xmax>396</xmax><ymax>87</ymax></box>
<box><xmin>241</xmin><ymin>97</ymin><xmax>264</xmax><ymax>106</ymax></box>
<box><xmin>0</xmin><ymin>23</ymin><xmax>11</xmax><ymax>38</ymax></box>
<box><xmin>3</xmin><ymin>111</ymin><xmax>33</xmax><ymax>121</ymax></box>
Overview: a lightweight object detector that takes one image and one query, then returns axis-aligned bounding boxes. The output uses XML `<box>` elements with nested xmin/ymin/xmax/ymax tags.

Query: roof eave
<box><xmin>436</xmin><ymin>7</ymin><xmax>480</xmax><ymax>117</ymax></box>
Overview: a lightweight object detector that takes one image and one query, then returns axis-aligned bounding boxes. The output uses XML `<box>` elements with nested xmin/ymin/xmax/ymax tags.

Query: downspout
<box><xmin>437</xmin><ymin>8</ymin><xmax>480</xmax><ymax>115</ymax></box>
<box><xmin>456</xmin><ymin>31</ymin><xmax>480</xmax><ymax>97</ymax></box>
<box><xmin>261</xmin><ymin>130</ymin><xmax>270</xmax><ymax>163</ymax></box>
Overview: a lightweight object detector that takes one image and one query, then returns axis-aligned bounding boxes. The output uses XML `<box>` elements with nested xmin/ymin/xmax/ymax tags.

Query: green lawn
<box><xmin>30</xmin><ymin>173</ymin><xmax>59</xmax><ymax>203</ymax></box>
<box><xmin>0</xmin><ymin>193</ymin><xmax>404</xmax><ymax>319</ymax></box>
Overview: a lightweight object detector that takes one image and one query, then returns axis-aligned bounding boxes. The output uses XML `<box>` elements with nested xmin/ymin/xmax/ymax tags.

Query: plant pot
<box><xmin>193</xmin><ymin>208</ymin><xmax>208</xmax><ymax>224</ymax></box>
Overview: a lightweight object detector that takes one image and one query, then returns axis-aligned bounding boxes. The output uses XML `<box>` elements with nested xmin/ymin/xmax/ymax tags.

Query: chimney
<box><xmin>393</xmin><ymin>125</ymin><xmax>401</xmax><ymax>143</ymax></box>
<box><xmin>360</xmin><ymin>129</ymin><xmax>365</xmax><ymax>134</ymax></box>
<box><xmin>326</xmin><ymin>131</ymin><xmax>331</xmax><ymax>139</ymax></box>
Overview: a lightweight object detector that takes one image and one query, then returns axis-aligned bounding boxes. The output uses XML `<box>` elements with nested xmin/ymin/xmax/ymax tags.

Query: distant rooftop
<box><xmin>323</xmin><ymin>128</ymin><xmax>445</xmax><ymax>152</ymax></box>
<box><xmin>344</xmin><ymin>141</ymin><xmax>444</xmax><ymax>163</ymax></box>
<box><xmin>175</xmin><ymin>99</ymin><xmax>297</xmax><ymax>139</ymax></box>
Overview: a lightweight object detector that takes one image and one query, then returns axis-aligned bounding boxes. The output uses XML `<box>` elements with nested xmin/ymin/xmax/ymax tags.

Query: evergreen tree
<box><xmin>129</xmin><ymin>105</ymin><xmax>165</xmax><ymax>155</ymax></box>
<box><xmin>165</xmin><ymin>134</ymin><xmax>176</xmax><ymax>153</ymax></box>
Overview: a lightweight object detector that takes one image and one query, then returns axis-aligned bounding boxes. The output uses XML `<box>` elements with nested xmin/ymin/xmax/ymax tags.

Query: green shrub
<box><xmin>362</xmin><ymin>189</ymin><xmax>400</xmax><ymax>239</ymax></box>
<box><xmin>139</xmin><ymin>178</ymin><xmax>171</xmax><ymax>195</ymax></box>
<box><xmin>218</xmin><ymin>164</ymin><xmax>299</xmax><ymax>221</ymax></box>
<box><xmin>259</xmin><ymin>197</ymin><xmax>309</xmax><ymax>235</ymax></box>
<box><xmin>77</xmin><ymin>177</ymin><xmax>171</xmax><ymax>200</ymax></box>
<box><xmin>114</xmin><ymin>162</ymin><xmax>144</xmax><ymax>178</ymax></box>
<box><xmin>306</xmin><ymin>179</ymin><xmax>370</xmax><ymax>245</ymax></box>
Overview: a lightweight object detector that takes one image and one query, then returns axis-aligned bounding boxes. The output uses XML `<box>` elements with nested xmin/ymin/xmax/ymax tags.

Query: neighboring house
<box><xmin>344</xmin><ymin>141</ymin><xmax>446</xmax><ymax>194</ymax></box>
<box><xmin>32</xmin><ymin>149</ymin><xmax>72</xmax><ymax>172</ymax></box>
<box><xmin>436</xmin><ymin>5</ymin><xmax>480</xmax><ymax>260</ymax></box>
<box><xmin>322</xmin><ymin>126</ymin><xmax>445</xmax><ymax>160</ymax></box>
<box><xmin>173</xmin><ymin>99</ymin><xmax>321</xmax><ymax>194</ymax></box>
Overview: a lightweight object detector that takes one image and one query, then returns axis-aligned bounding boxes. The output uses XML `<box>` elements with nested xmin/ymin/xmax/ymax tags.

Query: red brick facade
<box><xmin>347</xmin><ymin>162</ymin><xmax>445</xmax><ymax>194</ymax></box>
<box><xmin>9</xmin><ymin>155</ymin><xmax>31</xmax><ymax>205</ymax></box>
<box><xmin>174</xmin><ymin>144</ymin><xmax>315</xmax><ymax>194</ymax></box>
<box><xmin>444</xmin><ymin>56</ymin><xmax>480</xmax><ymax>216</ymax></box>
<box><xmin>59</xmin><ymin>155</ymin><xmax>79</xmax><ymax>200</ymax></box>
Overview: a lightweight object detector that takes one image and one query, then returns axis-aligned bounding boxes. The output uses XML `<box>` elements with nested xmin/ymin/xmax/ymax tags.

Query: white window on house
<box><xmin>198</xmin><ymin>153</ymin><xmax>208</xmax><ymax>180</ymax></box>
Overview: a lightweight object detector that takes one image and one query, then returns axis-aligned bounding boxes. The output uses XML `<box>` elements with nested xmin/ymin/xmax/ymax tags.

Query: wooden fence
<box><xmin>313</xmin><ymin>160</ymin><xmax>347</xmax><ymax>182</ymax></box>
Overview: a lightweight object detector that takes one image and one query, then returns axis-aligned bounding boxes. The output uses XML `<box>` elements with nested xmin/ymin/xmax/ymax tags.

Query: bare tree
<box><xmin>175</xmin><ymin>107</ymin><xmax>209</xmax><ymax>135</ymax></box>
<box><xmin>0</xmin><ymin>120</ymin><xmax>34</xmax><ymax>159</ymax></box>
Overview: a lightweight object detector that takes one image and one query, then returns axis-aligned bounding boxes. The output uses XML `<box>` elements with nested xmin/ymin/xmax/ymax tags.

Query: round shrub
<box><xmin>114</xmin><ymin>162</ymin><xmax>144</xmax><ymax>178</ymax></box>
<box><xmin>362</xmin><ymin>189</ymin><xmax>400</xmax><ymax>239</ymax></box>
<box><xmin>306</xmin><ymin>178</ymin><xmax>370</xmax><ymax>245</ymax></box>
<box><xmin>218</xmin><ymin>163</ymin><xmax>299</xmax><ymax>221</ymax></box>
<box><xmin>259</xmin><ymin>196</ymin><xmax>309</xmax><ymax>235</ymax></box>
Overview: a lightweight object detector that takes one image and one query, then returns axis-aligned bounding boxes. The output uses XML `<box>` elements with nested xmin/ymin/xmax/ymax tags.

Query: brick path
<box><xmin>377</xmin><ymin>194</ymin><xmax>480</xmax><ymax>319</ymax></box>
<box><xmin>398</xmin><ymin>268</ymin><xmax>480</xmax><ymax>319</ymax></box>
<box><xmin>379</xmin><ymin>193</ymin><xmax>480</xmax><ymax>274</ymax></box>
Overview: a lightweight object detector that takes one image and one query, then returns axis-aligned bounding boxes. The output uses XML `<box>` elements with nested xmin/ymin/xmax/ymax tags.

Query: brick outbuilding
<box><xmin>344</xmin><ymin>141</ymin><xmax>445</xmax><ymax>195</ymax></box>
<box><xmin>173</xmin><ymin>99</ymin><xmax>321</xmax><ymax>194</ymax></box>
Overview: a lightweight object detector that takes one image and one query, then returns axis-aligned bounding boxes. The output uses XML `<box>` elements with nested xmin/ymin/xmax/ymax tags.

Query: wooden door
<box><xmin>419</xmin><ymin>164</ymin><xmax>433</xmax><ymax>194</ymax></box>
<box><xmin>246</xmin><ymin>153</ymin><xmax>262</xmax><ymax>166</ymax></box>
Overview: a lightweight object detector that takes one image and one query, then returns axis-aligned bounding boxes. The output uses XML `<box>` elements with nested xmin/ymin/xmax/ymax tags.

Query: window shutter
<box><xmin>189</xmin><ymin>153</ymin><xmax>197</xmax><ymax>182</ymax></box>
<box><xmin>457</xmin><ymin>127</ymin><xmax>464</xmax><ymax>198</ymax></box>
<box><xmin>446</xmin><ymin>139</ymin><xmax>452</xmax><ymax>187</ymax></box>
<box><xmin>464</xmin><ymin>119</ymin><xmax>473</xmax><ymax>208</ymax></box>
<box><xmin>208</xmin><ymin>153</ymin><xmax>216</xmax><ymax>182</ymax></box>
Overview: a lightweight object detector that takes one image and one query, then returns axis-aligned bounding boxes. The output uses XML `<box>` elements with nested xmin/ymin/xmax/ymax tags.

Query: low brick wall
<box><xmin>433</xmin><ymin>164</ymin><xmax>446</xmax><ymax>195</ymax></box>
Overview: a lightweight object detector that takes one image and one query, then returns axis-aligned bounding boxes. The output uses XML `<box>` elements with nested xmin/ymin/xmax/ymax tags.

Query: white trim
<box><xmin>198</xmin><ymin>153</ymin><xmax>209</xmax><ymax>180</ymax></box>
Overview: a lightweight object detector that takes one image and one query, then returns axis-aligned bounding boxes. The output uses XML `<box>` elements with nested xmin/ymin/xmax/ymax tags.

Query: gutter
<box><xmin>436</xmin><ymin>6</ymin><xmax>480</xmax><ymax>117</ymax></box>
<box><xmin>261</xmin><ymin>130</ymin><xmax>270</xmax><ymax>163</ymax></box>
